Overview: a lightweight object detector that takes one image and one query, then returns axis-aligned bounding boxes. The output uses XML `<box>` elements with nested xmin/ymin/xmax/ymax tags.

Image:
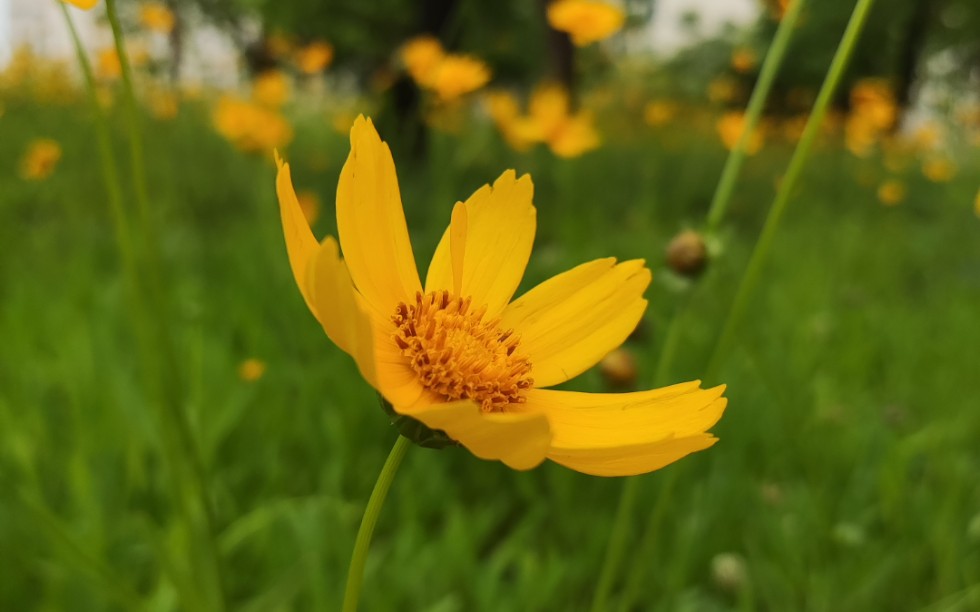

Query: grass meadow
<box><xmin>2</xmin><ymin>10</ymin><xmax>980</xmax><ymax>610</ymax></box>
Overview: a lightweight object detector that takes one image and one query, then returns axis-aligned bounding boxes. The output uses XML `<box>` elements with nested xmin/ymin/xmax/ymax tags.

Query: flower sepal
<box><xmin>378</xmin><ymin>396</ymin><xmax>458</xmax><ymax>449</ymax></box>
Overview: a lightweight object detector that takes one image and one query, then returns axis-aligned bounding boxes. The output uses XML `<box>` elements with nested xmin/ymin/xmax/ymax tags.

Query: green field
<box><xmin>2</xmin><ymin>77</ymin><xmax>980</xmax><ymax>611</ymax></box>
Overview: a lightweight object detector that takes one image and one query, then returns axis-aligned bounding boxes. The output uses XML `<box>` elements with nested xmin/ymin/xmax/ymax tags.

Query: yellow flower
<box><xmin>876</xmin><ymin>180</ymin><xmax>905</xmax><ymax>206</ymax></box>
<box><xmin>402</xmin><ymin>36</ymin><xmax>445</xmax><ymax>86</ymax></box>
<box><xmin>213</xmin><ymin>96</ymin><xmax>293</xmax><ymax>154</ymax></box>
<box><xmin>239</xmin><ymin>358</ymin><xmax>267</xmax><ymax>382</ymax></box>
<box><xmin>275</xmin><ymin>116</ymin><xmax>726</xmax><ymax>475</ymax></box>
<box><xmin>547</xmin><ymin>0</ymin><xmax>625</xmax><ymax>46</ymax></box>
<box><xmin>716</xmin><ymin>111</ymin><xmax>762</xmax><ymax>155</ymax></box>
<box><xmin>730</xmin><ymin>48</ymin><xmax>757</xmax><ymax>74</ymax></box>
<box><xmin>252</xmin><ymin>70</ymin><xmax>290</xmax><ymax>108</ymax></box>
<box><xmin>294</xmin><ymin>41</ymin><xmax>334</xmax><ymax>74</ymax></box>
<box><xmin>974</xmin><ymin>188</ymin><xmax>980</xmax><ymax>218</ymax></box>
<box><xmin>643</xmin><ymin>101</ymin><xmax>677</xmax><ymax>127</ymax></box>
<box><xmin>139</xmin><ymin>2</ymin><xmax>175</xmax><ymax>33</ymax></box>
<box><xmin>427</xmin><ymin>55</ymin><xmax>491</xmax><ymax>101</ymax></box>
<box><xmin>97</xmin><ymin>48</ymin><xmax>121</xmax><ymax>80</ymax></box>
<box><xmin>61</xmin><ymin>0</ymin><xmax>98</xmax><ymax>9</ymax></box>
<box><xmin>921</xmin><ymin>157</ymin><xmax>956</xmax><ymax>183</ymax></box>
<box><xmin>20</xmin><ymin>139</ymin><xmax>62</xmax><ymax>180</ymax></box>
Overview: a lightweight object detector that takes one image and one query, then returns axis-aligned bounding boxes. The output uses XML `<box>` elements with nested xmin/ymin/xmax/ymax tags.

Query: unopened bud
<box><xmin>711</xmin><ymin>552</ymin><xmax>747</xmax><ymax>593</ymax></box>
<box><xmin>599</xmin><ymin>348</ymin><xmax>637</xmax><ymax>388</ymax></box>
<box><xmin>666</xmin><ymin>230</ymin><xmax>708</xmax><ymax>277</ymax></box>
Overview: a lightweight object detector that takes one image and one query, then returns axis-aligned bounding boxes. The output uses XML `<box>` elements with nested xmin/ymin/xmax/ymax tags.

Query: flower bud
<box><xmin>666</xmin><ymin>230</ymin><xmax>708</xmax><ymax>278</ymax></box>
<box><xmin>599</xmin><ymin>348</ymin><xmax>637</xmax><ymax>388</ymax></box>
<box><xmin>711</xmin><ymin>552</ymin><xmax>747</xmax><ymax>593</ymax></box>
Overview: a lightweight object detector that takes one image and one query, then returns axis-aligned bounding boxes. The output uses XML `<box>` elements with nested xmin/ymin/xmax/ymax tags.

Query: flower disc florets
<box><xmin>392</xmin><ymin>291</ymin><xmax>533</xmax><ymax>411</ymax></box>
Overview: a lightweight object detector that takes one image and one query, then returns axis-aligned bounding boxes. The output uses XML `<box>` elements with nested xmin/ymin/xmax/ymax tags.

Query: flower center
<box><xmin>392</xmin><ymin>291</ymin><xmax>533</xmax><ymax>412</ymax></box>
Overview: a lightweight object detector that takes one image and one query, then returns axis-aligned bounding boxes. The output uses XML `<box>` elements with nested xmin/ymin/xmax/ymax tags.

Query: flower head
<box><xmin>139</xmin><ymin>2</ymin><xmax>175</xmax><ymax>33</ymax></box>
<box><xmin>61</xmin><ymin>0</ymin><xmax>98</xmax><ymax>9</ymax></box>
<box><xmin>275</xmin><ymin>116</ymin><xmax>726</xmax><ymax>475</ymax></box>
<box><xmin>294</xmin><ymin>41</ymin><xmax>334</xmax><ymax>74</ymax></box>
<box><xmin>20</xmin><ymin>139</ymin><xmax>62</xmax><ymax>180</ymax></box>
<box><xmin>716</xmin><ymin>111</ymin><xmax>762</xmax><ymax>155</ymax></box>
<box><xmin>401</xmin><ymin>37</ymin><xmax>491</xmax><ymax>101</ymax></box>
<box><xmin>487</xmin><ymin>84</ymin><xmax>600</xmax><ymax>158</ymax></box>
<box><xmin>547</xmin><ymin>0</ymin><xmax>625</xmax><ymax>46</ymax></box>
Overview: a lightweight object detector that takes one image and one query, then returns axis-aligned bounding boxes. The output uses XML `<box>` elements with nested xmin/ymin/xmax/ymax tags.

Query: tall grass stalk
<box><xmin>60</xmin><ymin>3</ymin><xmax>226</xmax><ymax>608</ymax></box>
<box><xmin>588</xmin><ymin>3</ymin><xmax>807</xmax><ymax>609</ymax></box>
<box><xmin>705</xmin><ymin>0</ymin><xmax>879</xmax><ymax>379</ymax></box>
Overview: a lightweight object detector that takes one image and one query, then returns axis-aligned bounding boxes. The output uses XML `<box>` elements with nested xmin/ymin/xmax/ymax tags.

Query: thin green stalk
<box><xmin>705</xmin><ymin>0</ymin><xmax>807</xmax><ymax>234</ymax></box>
<box><xmin>705</xmin><ymin>0</ymin><xmax>878</xmax><ymax>379</ymax></box>
<box><xmin>589</xmin><ymin>3</ymin><xmax>807</xmax><ymax>607</ymax></box>
<box><xmin>60</xmin><ymin>4</ymin><xmax>225</xmax><ymax>609</ymax></box>
<box><xmin>343</xmin><ymin>436</ymin><xmax>412</xmax><ymax>612</ymax></box>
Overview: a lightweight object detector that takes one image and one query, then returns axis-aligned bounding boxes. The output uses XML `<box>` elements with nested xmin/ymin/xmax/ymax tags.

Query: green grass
<box><xmin>1</xmin><ymin>96</ymin><xmax>979</xmax><ymax>611</ymax></box>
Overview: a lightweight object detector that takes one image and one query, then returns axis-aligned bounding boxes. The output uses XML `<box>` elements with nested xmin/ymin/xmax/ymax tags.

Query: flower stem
<box><xmin>704</xmin><ymin>0</ymin><xmax>807</xmax><ymax>234</ymax></box>
<box><xmin>589</xmin><ymin>3</ymin><xmax>807</xmax><ymax>607</ymax></box>
<box><xmin>343</xmin><ymin>436</ymin><xmax>412</xmax><ymax>612</ymax></box>
<box><xmin>705</xmin><ymin>0</ymin><xmax>878</xmax><ymax>379</ymax></box>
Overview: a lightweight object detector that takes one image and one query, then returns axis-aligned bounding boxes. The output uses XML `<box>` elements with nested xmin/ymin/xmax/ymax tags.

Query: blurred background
<box><xmin>1</xmin><ymin>0</ymin><xmax>978</xmax><ymax>610</ymax></box>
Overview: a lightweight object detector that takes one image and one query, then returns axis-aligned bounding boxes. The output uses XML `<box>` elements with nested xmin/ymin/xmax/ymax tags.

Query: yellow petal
<box><xmin>548</xmin><ymin>435</ymin><xmax>719</xmax><ymax>477</ymax></box>
<box><xmin>305</xmin><ymin>238</ymin><xmax>376</xmax><ymax>383</ymax></box>
<box><xmin>522</xmin><ymin>383</ymin><xmax>727</xmax><ymax>476</ymax></box>
<box><xmin>276</xmin><ymin>152</ymin><xmax>321</xmax><ymax>316</ymax></box>
<box><xmin>425</xmin><ymin>170</ymin><xmax>535</xmax><ymax>319</ymax></box>
<box><xmin>401</xmin><ymin>400</ymin><xmax>552</xmax><ymax>470</ymax></box>
<box><xmin>500</xmin><ymin>258</ymin><xmax>651</xmax><ymax>387</ymax></box>
<box><xmin>337</xmin><ymin>116</ymin><xmax>422</xmax><ymax>319</ymax></box>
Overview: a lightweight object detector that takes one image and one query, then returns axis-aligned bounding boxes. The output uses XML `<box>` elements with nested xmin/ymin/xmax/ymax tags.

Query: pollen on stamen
<box><xmin>391</xmin><ymin>290</ymin><xmax>534</xmax><ymax>411</ymax></box>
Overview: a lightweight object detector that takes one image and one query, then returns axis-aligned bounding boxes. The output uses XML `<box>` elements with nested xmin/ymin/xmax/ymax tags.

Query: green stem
<box><xmin>588</xmin><ymin>3</ymin><xmax>809</xmax><ymax>606</ymax></box>
<box><xmin>705</xmin><ymin>0</ymin><xmax>807</xmax><ymax>234</ymax></box>
<box><xmin>705</xmin><ymin>0</ymin><xmax>878</xmax><ymax>379</ymax></box>
<box><xmin>342</xmin><ymin>436</ymin><xmax>412</xmax><ymax>612</ymax></box>
<box><xmin>60</xmin><ymin>4</ymin><xmax>225</xmax><ymax>609</ymax></box>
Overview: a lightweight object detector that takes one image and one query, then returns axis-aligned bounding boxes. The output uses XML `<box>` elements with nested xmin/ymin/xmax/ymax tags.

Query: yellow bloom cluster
<box><xmin>401</xmin><ymin>36</ymin><xmax>491</xmax><ymax>102</ymax></box>
<box><xmin>845</xmin><ymin>79</ymin><xmax>897</xmax><ymax>157</ymax></box>
<box><xmin>487</xmin><ymin>84</ymin><xmax>600</xmax><ymax>158</ymax></box>
<box><xmin>546</xmin><ymin>0</ymin><xmax>625</xmax><ymax>46</ymax></box>
<box><xmin>276</xmin><ymin>116</ymin><xmax>727</xmax><ymax>474</ymax></box>
<box><xmin>0</xmin><ymin>46</ymin><xmax>78</xmax><ymax>104</ymax></box>
<box><xmin>20</xmin><ymin>139</ymin><xmax>63</xmax><ymax>181</ymax></box>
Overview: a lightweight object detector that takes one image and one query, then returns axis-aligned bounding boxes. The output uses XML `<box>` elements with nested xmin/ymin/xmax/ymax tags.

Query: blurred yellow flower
<box><xmin>547</xmin><ymin>0</ymin><xmax>625</xmax><ymax>46</ymax></box>
<box><xmin>20</xmin><ymin>139</ymin><xmax>62</xmax><ymax>180</ymax></box>
<box><xmin>716</xmin><ymin>111</ymin><xmax>762</xmax><ymax>155</ymax></box>
<box><xmin>97</xmin><ymin>48</ymin><xmax>121</xmax><ymax>80</ymax></box>
<box><xmin>239</xmin><ymin>358</ymin><xmax>266</xmax><ymax>382</ymax></box>
<box><xmin>974</xmin><ymin>188</ymin><xmax>980</xmax><ymax>218</ymax></box>
<box><xmin>275</xmin><ymin>116</ymin><xmax>727</xmax><ymax>474</ymax></box>
<box><xmin>252</xmin><ymin>70</ymin><xmax>290</xmax><ymax>108</ymax></box>
<box><xmin>921</xmin><ymin>157</ymin><xmax>956</xmax><ymax>183</ymax></box>
<box><xmin>876</xmin><ymin>180</ymin><xmax>905</xmax><ymax>206</ymax></box>
<box><xmin>428</xmin><ymin>55</ymin><xmax>491</xmax><ymax>101</ymax></box>
<box><xmin>296</xmin><ymin>190</ymin><xmax>321</xmax><ymax>225</ymax></box>
<box><xmin>707</xmin><ymin>76</ymin><xmax>742</xmax><ymax>104</ymax></box>
<box><xmin>294</xmin><ymin>41</ymin><xmax>334</xmax><ymax>74</ymax></box>
<box><xmin>731</xmin><ymin>48</ymin><xmax>757</xmax><ymax>73</ymax></box>
<box><xmin>148</xmin><ymin>88</ymin><xmax>179</xmax><ymax>119</ymax></box>
<box><xmin>488</xmin><ymin>84</ymin><xmax>600</xmax><ymax>158</ymax></box>
<box><xmin>643</xmin><ymin>100</ymin><xmax>677</xmax><ymax>127</ymax></box>
<box><xmin>845</xmin><ymin>79</ymin><xmax>896</xmax><ymax>156</ymax></box>
<box><xmin>213</xmin><ymin>96</ymin><xmax>293</xmax><ymax>154</ymax></box>
<box><xmin>402</xmin><ymin>36</ymin><xmax>445</xmax><ymax>86</ymax></box>
<box><xmin>61</xmin><ymin>0</ymin><xmax>98</xmax><ymax>9</ymax></box>
<box><xmin>401</xmin><ymin>37</ymin><xmax>490</xmax><ymax>101</ymax></box>
<box><xmin>139</xmin><ymin>2</ymin><xmax>175</xmax><ymax>33</ymax></box>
